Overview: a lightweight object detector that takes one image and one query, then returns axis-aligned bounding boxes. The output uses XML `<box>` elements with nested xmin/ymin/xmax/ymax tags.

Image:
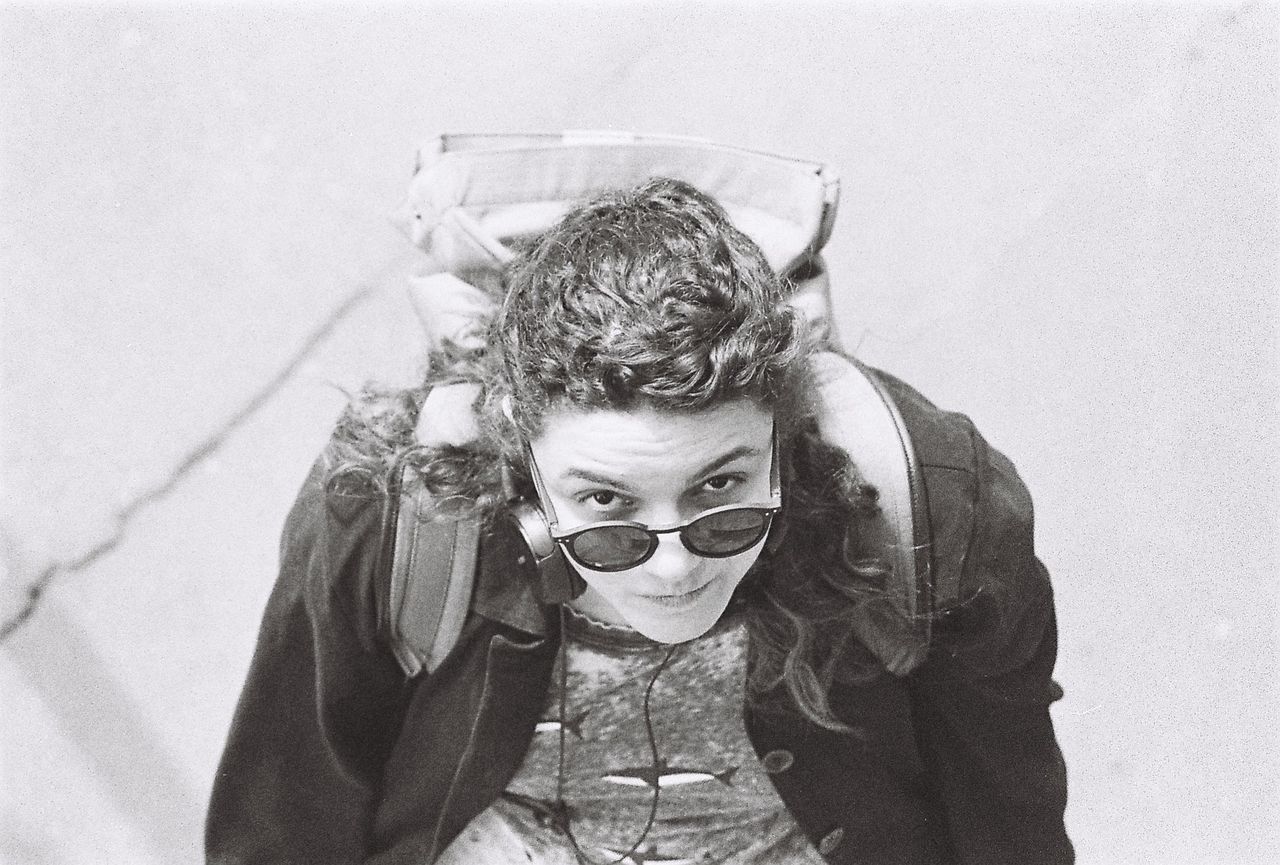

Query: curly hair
<box><xmin>489</xmin><ymin>178</ymin><xmax>800</xmax><ymax>439</ymax></box>
<box><xmin>328</xmin><ymin>178</ymin><xmax>916</xmax><ymax>731</ymax></box>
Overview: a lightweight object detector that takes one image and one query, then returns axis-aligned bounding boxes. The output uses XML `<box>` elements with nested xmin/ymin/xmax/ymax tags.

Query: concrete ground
<box><xmin>1</xmin><ymin>4</ymin><xmax>1276</xmax><ymax>863</ymax></box>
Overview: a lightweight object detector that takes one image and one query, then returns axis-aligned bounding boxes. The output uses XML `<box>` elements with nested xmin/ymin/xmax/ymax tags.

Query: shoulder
<box><xmin>866</xmin><ymin>367</ymin><xmax>1054</xmax><ymax>675</ymax></box>
<box><xmin>861</xmin><ymin>367</ymin><xmax>979</xmax><ymax>472</ymax></box>
<box><xmin>276</xmin><ymin>442</ymin><xmax>394</xmax><ymax>655</ymax></box>
<box><xmin>297</xmin><ymin>382</ymin><xmax>428</xmax><ymax>579</ymax></box>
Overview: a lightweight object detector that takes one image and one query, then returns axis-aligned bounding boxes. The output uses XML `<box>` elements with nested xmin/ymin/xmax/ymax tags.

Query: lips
<box><xmin>638</xmin><ymin>579</ymin><xmax>716</xmax><ymax>607</ymax></box>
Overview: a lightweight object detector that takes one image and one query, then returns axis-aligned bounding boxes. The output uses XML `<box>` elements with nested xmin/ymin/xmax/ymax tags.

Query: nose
<box><xmin>642</xmin><ymin>531</ymin><xmax>700</xmax><ymax>586</ymax></box>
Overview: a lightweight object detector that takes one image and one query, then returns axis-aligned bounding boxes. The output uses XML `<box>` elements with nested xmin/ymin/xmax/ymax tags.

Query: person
<box><xmin>206</xmin><ymin>178</ymin><xmax>1072</xmax><ymax>864</ymax></box>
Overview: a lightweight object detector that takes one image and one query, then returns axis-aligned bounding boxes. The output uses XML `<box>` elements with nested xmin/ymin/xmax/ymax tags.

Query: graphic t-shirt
<box><xmin>436</xmin><ymin>607</ymin><xmax>827</xmax><ymax>865</ymax></box>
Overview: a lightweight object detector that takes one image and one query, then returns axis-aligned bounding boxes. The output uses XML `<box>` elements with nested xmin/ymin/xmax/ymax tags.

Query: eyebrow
<box><xmin>559</xmin><ymin>467</ymin><xmax>638</xmax><ymax>493</ymax></box>
<box><xmin>694</xmin><ymin>445</ymin><xmax>763</xmax><ymax>479</ymax></box>
<box><xmin>556</xmin><ymin>444</ymin><xmax>764</xmax><ymax>491</ymax></box>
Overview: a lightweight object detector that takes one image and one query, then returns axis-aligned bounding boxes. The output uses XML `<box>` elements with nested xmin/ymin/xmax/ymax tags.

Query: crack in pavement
<box><xmin>0</xmin><ymin>255</ymin><xmax>407</xmax><ymax>642</ymax></box>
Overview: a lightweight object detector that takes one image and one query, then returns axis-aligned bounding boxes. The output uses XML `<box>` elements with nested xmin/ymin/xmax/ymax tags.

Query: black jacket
<box><xmin>207</xmin><ymin>370</ymin><xmax>1073</xmax><ymax>864</ymax></box>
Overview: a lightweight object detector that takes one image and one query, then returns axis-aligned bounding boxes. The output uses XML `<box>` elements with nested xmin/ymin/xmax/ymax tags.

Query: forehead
<box><xmin>530</xmin><ymin>400</ymin><xmax>773</xmax><ymax>482</ymax></box>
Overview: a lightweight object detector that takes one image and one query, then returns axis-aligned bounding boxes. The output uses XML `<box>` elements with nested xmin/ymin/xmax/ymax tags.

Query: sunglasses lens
<box><xmin>685</xmin><ymin>508</ymin><xmax>770</xmax><ymax>556</ymax></box>
<box><xmin>568</xmin><ymin>526</ymin><xmax>654</xmax><ymax>571</ymax></box>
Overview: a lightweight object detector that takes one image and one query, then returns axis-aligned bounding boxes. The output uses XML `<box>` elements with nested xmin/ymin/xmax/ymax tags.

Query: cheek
<box><xmin>576</xmin><ymin>568</ymin><xmax>618</xmax><ymax>595</ymax></box>
<box><xmin>566</xmin><ymin>561</ymin><xmax>631</xmax><ymax>601</ymax></box>
<box><xmin>723</xmin><ymin>548</ymin><xmax>763</xmax><ymax>583</ymax></box>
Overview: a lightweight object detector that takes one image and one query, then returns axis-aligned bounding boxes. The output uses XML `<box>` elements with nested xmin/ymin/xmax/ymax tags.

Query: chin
<box><xmin>629</xmin><ymin>615</ymin><xmax>719</xmax><ymax>645</ymax></box>
<box><xmin>622</xmin><ymin>581</ymin><xmax>736</xmax><ymax>644</ymax></box>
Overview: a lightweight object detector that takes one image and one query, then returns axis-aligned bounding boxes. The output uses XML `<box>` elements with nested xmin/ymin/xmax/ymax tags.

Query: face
<box><xmin>527</xmin><ymin>399</ymin><xmax>776</xmax><ymax>643</ymax></box>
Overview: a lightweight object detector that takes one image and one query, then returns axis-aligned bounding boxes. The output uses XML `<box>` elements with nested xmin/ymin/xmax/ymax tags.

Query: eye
<box><xmin>700</xmin><ymin>474</ymin><xmax>744</xmax><ymax>494</ymax></box>
<box><xmin>574</xmin><ymin>489</ymin><xmax>632</xmax><ymax>515</ymax></box>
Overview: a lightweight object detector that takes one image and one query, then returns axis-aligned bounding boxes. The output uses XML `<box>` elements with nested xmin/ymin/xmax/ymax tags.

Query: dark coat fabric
<box><xmin>206</xmin><ymin>369</ymin><xmax>1073</xmax><ymax>865</ymax></box>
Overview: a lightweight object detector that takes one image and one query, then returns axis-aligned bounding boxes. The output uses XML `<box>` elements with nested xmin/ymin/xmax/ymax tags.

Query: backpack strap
<box><xmin>384</xmin><ymin>467</ymin><xmax>480</xmax><ymax>678</ymax></box>
<box><xmin>818</xmin><ymin>358</ymin><xmax>933</xmax><ymax>676</ymax></box>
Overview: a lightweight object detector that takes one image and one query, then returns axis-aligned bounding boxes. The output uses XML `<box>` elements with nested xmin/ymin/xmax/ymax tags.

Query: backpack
<box><xmin>380</xmin><ymin>132</ymin><xmax>936</xmax><ymax>678</ymax></box>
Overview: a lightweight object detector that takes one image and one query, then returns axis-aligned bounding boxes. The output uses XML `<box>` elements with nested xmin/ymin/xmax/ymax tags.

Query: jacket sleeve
<box><xmin>206</xmin><ymin>459</ymin><xmax>411</xmax><ymax>865</ymax></box>
<box><xmin>909</xmin><ymin>425</ymin><xmax>1074</xmax><ymax>865</ymax></box>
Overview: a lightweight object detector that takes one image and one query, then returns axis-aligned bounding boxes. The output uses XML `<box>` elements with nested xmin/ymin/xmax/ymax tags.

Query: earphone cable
<box><xmin>554</xmin><ymin>604</ymin><xmax>679</xmax><ymax>865</ymax></box>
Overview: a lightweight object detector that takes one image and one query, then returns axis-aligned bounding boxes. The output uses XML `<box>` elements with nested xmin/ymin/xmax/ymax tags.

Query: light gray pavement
<box><xmin>1</xmin><ymin>5</ymin><xmax>1276</xmax><ymax>863</ymax></box>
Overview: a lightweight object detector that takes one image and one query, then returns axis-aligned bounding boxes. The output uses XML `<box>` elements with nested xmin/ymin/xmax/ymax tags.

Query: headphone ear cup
<box><xmin>537</xmin><ymin>548</ymin><xmax>586</xmax><ymax>605</ymax></box>
<box><xmin>506</xmin><ymin>500</ymin><xmax>587</xmax><ymax>604</ymax></box>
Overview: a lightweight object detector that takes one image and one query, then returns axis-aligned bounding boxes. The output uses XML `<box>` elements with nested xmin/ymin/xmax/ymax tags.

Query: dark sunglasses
<box><xmin>524</xmin><ymin>429</ymin><xmax>782</xmax><ymax>573</ymax></box>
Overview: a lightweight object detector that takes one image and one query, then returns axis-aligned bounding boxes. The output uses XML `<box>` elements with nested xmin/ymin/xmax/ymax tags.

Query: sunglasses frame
<box><xmin>523</xmin><ymin>426</ymin><xmax>782</xmax><ymax>573</ymax></box>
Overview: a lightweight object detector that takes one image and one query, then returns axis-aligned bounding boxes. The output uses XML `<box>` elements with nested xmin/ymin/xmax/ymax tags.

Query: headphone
<box><xmin>501</xmin><ymin>462</ymin><xmax>589</xmax><ymax>605</ymax></box>
<box><xmin>495</xmin><ymin>394</ymin><xmax>587</xmax><ymax>604</ymax></box>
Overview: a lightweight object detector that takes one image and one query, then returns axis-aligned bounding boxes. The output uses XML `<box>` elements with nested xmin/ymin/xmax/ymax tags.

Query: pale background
<box><xmin>1</xmin><ymin>3</ymin><xmax>1276</xmax><ymax>863</ymax></box>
